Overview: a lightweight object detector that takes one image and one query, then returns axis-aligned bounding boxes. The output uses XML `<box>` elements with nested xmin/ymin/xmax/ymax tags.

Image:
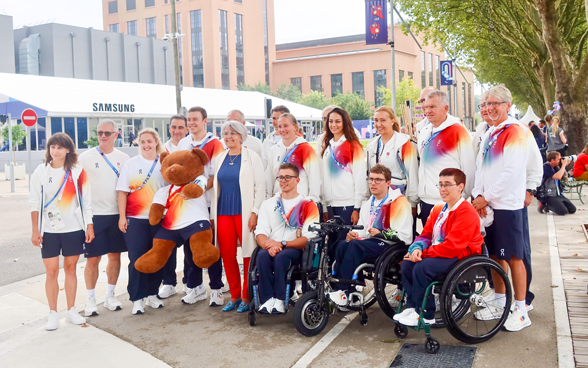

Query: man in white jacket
<box><xmin>261</xmin><ymin>105</ymin><xmax>290</xmax><ymax>167</ymax></box>
<box><xmin>417</xmin><ymin>90</ymin><xmax>475</xmax><ymax>226</ymax></box>
<box><xmin>163</xmin><ymin>115</ymin><xmax>188</xmax><ymax>154</ymax></box>
<box><xmin>221</xmin><ymin>109</ymin><xmax>263</xmax><ymax>157</ymax></box>
<box><xmin>414</xmin><ymin>86</ymin><xmax>436</xmax><ymax>138</ymax></box>
<box><xmin>328</xmin><ymin>165</ymin><xmax>413</xmax><ymax>307</ymax></box>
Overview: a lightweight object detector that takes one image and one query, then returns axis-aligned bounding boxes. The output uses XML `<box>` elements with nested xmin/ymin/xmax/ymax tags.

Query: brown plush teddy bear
<box><xmin>135</xmin><ymin>148</ymin><xmax>220</xmax><ymax>274</ymax></box>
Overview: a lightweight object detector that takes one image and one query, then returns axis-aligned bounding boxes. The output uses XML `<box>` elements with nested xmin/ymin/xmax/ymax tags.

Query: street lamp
<box><xmin>169</xmin><ymin>0</ymin><xmax>184</xmax><ymax>114</ymax></box>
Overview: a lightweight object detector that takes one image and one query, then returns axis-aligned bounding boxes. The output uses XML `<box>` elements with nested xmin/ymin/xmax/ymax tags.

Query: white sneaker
<box><xmin>504</xmin><ymin>308</ymin><xmax>532</xmax><ymax>332</ymax></box>
<box><xmin>65</xmin><ymin>307</ymin><xmax>86</xmax><ymax>325</ymax></box>
<box><xmin>482</xmin><ymin>290</ymin><xmax>496</xmax><ymax>304</ymax></box>
<box><xmin>132</xmin><ymin>300</ymin><xmax>145</xmax><ymax>315</ymax></box>
<box><xmin>209</xmin><ymin>289</ymin><xmax>224</xmax><ymax>307</ymax></box>
<box><xmin>474</xmin><ymin>304</ymin><xmax>504</xmax><ymax>321</ymax></box>
<box><xmin>182</xmin><ymin>284</ymin><xmax>207</xmax><ymax>304</ymax></box>
<box><xmin>145</xmin><ymin>295</ymin><xmax>164</xmax><ymax>309</ymax></box>
<box><xmin>158</xmin><ymin>285</ymin><xmax>177</xmax><ymax>299</ymax></box>
<box><xmin>45</xmin><ymin>310</ymin><xmax>59</xmax><ymax>331</ymax></box>
<box><xmin>388</xmin><ymin>289</ymin><xmax>401</xmax><ymax>308</ymax></box>
<box><xmin>104</xmin><ymin>292</ymin><xmax>122</xmax><ymax>311</ymax></box>
<box><xmin>259</xmin><ymin>298</ymin><xmax>276</xmax><ymax>314</ymax></box>
<box><xmin>393</xmin><ymin>307</ymin><xmax>415</xmax><ymax>322</ymax></box>
<box><xmin>85</xmin><ymin>296</ymin><xmax>99</xmax><ymax>317</ymax></box>
<box><xmin>327</xmin><ymin>290</ymin><xmax>349</xmax><ymax>307</ymax></box>
<box><xmin>272</xmin><ymin>299</ymin><xmax>286</xmax><ymax>314</ymax></box>
<box><xmin>183</xmin><ymin>284</ymin><xmax>193</xmax><ymax>295</ymax></box>
<box><xmin>526</xmin><ymin>303</ymin><xmax>534</xmax><ymax>312</ymax></box>
<box><xmin>395</xmin><ymin>309</ymin><xmax>420</xmax><ymax>326</ymax></box>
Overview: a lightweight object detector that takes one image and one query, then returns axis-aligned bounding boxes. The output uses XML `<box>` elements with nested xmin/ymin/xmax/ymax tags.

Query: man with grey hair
<box><xmin>414</xmin><ymin>86</ymin><xmax>437</xmax><ymax>138</ymax></box>
<box><xmin>223</xmin><ymin>109</ymin><xmax>263</xmax><ymax>157</ymax></box>
<box><xmin>79</xmin><ymin>119</ymin><xmax>130</xmax><ymax>316</ymax></box>
<box><xmin>163</xmin><ymin>115</ymin><xmax>188</xmax><ymax>153</ymax></box>
<box><xmin>417</xmin><ymin>90</ymin><xmax>475</xmax><ymax>225</ymax></box>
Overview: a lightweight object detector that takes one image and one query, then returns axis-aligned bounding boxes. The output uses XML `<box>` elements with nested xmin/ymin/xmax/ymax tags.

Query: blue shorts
<box><xmin>42</xmin><ymin>230</ymin><xmax>85</xmax><ymax>259</ymax></box>
<box><xmin>485</xmin><ymin>208</ymin><xmax>525</xmax><ymax>261</ymax></box>
<box><xmin>85</xmin><ymin>215</ymin><xmax>127</xmax><ymax>258</ymax></box>
<box><xmin>155</xmin><ymin>220</ymin><xmax>211</xmax><ymax>244</ymax></box>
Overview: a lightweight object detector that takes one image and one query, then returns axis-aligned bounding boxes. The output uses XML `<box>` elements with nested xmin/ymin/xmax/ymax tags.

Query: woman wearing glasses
<box><xmin>211</xmin><ymin>121</ymin><xmax>265</xmax><ymax>312</ymax></box>
<box><xmin>116</xmin><ymin>128</ymin><xmax>167</xmax><ymax>315</ymax></box>
<box><xmin>320</xmin><ymin>107</ymin><xmax>367</xmax><ymax>225</ymax></box>
<box><xmin>29</xmin><ymin>133</ymin><xmax>94</xmax><ymax>330</ymax></box>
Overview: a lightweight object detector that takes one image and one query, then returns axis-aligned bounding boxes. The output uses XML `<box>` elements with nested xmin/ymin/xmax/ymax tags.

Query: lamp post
<box><xmin>167</xmin><ymin>0</ymin><xmax>185</xmax><ymax>114</ymax></box>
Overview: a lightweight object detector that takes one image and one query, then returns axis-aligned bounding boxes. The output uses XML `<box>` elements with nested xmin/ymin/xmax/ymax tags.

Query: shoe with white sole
<box><xmin>272</xmin><ymin>299</ymin><xmax>286</xmax><ymax>314</ymax></box>
<box><xmin>474</xmin><ymin>304</ymin><xmax>504</xmax><ymax>321</ymax></box>
<box><xmin>327</xmin><ymin>290</ymin><xmax>349</xmax><ymax>307</ymax></box>
<box><xmin>45</xmin><ymin>310</ymin><xmax>59</xmax><ymax>331</ymax></box>
<box><xmin>132</xmin><ymin>300</ymin><xmax>145</xmax><ymax>315</ymax></box>
<box><xmin>482</xmin><ymin>290</ymin><xmax>496</xmax><ymax>304</ymax></box>
<box><xmin>104</xmin><ymin>292</ymin><xmax>122</xmax><ymax>311</ymax></box>
<box><xmin>182</xmin><ymin>284</ymin><xmax>207</xmax><ymax>304</ymax></box>
<box><xmin>393</xmin><ymin>307</ymin><xmax>415</xmax><ymax>322</ymax></box>
<box><xmin>504</xmin><ymin>308</ymin><xmax>532</xmax><ymax>332</ymax></box>
<box><xmin>85</xmin><ymin>296</ymin><xmax>99</xmax><ymax>317</ymax></box>
<box><xmin>158</xmin><ymin>285</ymin><xmax>177</xmax><ymax>299</ymax></box>
<box><xmin>209</xmin><ymin>289</ymin><xmax>224</xmax><ymax>307</ymax></box>
<box><xmin>65</xmin><ymin>307</ymin><xmax>86</xmax><ymax>325</ymax></box>
<box><xmin>145</xmin><ymin>295</ymin><xmax>164</xmax><ymax>309</ymax></box>
<box><xmin>183</xmin><ymin>284</ymin><xmax>193</xmax><ymax>295</ymax></box>
<box><xmin>526</xmin><ymin>303</ymin><xmax>534</xmax><ymax>312</ymax></box>
<box><xmin>388</xmin><ymin>289</ymin><xmax>401</xmax><ymax>308</ymax></box>
<box><xmin>259</xmin><ymin>298</ymin><xmax>276</xmax><ymax>314</ymax></box>
<box><xmin>395</xmin><ymin>309</ymin><xmax>434</xmax><ymax>326</ymax></box>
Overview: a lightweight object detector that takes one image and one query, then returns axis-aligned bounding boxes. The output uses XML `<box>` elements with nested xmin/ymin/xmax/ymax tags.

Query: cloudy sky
<box><xmin>1</xmin><ymin>0</ymin><xmax>367</xmax><ymax>43</ymax></box>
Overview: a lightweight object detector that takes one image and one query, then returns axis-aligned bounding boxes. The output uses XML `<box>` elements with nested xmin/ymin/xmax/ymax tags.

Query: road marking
<box><xmin>292</xmin><ymin>312</ymin><xmax>358</xmax><ymax>368</ymax></box>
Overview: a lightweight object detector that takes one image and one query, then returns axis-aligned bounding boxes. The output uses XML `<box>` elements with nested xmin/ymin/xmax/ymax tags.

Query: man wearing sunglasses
<box><xmin>78</xmin><ymin>120</ymin><xmax>130</xmax><ymax>316</ymax></box>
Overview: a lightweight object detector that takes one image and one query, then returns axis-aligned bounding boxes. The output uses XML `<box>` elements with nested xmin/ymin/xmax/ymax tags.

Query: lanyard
<box><xmin>431</xmin><ymin>203</ymin><xmax>449</xmax><ymax>243</ymax></box>
<box><xmin>368</xmin><ymin>192</ymin><xmax>388</xmax><ymax>228</ymax></box>
<box><xmin>276</xmin><ymin>197</ymin><xmax>295</xmax><ymax>228</ymax></box>
<box><xmin>377</xmin><ymin>137</ymin><xmax>408</xmax><ymax>179</ymax></box>
<box><xmin>165</xmin><ymin>185</ymin><xmax>185</xmax><ymax>209</ymax></box>
<box><xmin>281</xmin><ymin>144</ymin><xmax>299</xmax><ymax>165</ymax></box>
<box><xmin>329</xmin><ymin>145</ymin><xmax>352</xmax><ymax>173</ymax></box>
<box><xmin>96</xmin><ymin>147</ymin><xmax>120</xmax><ymax>177</ymax></box>
<box><xmin>129</xmin><ymin>157</ymin><xmax>159</xmax><ymax>193</ymax></box>
<box><xmin>191</xmin><ymin>133</ymin><xmax>214</xmax><ymax>150</ymax></box>
<box><xmin>420</xmin><ymin>130</ymin><xmax>442</xmax><ymax>154</ymax></box>
<box><xmin>482</xmin><ymin>124</ymin><xmax>511</xmax><ymax>158</ymax></box>
<box><xmin>376</xmin><ymin>137</ymin><xmax>383</xmax><ymax>163</ymax></box>
<box><xmin>45</xmin><ymin>170</ymin><xmax>70</xmax><ymax>209</ymax></box>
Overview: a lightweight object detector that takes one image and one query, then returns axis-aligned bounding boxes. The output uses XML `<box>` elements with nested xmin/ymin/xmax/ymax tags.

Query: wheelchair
<box><xmin>386</xmin><ymin>246</ymin><xmax>512</xmax><ymax>354</ymax></box>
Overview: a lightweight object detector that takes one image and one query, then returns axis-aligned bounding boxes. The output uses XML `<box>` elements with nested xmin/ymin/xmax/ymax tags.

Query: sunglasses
<box><xmin>97</xmin><ymin>131</ymin><xmax>115</xmax><ymax>137</ymax></box>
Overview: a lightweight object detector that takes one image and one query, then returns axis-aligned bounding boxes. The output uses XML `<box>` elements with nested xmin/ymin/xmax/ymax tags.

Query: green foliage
<box><xmin>331</xmin><ymin>92</ymin><xmax>374</xmax><ymax>120</ymax></box>
<box><xmin>2</xmin><ymin>124</ymin><xmax>27</xmax><ymax>149</ymax></box>
<box><xmin>84</xmin><ymin>126</ymin><xmax>99</xmax><ymax>148</ymax></box>
<box><xmin>275</xmin><ymin>83</ymin><xmax>302</xmax><ymax>102</ymax></box>
<box><xmin>377</xmin><ymin>78</ymin><xmax>421</xmax><ymax>121</ymax></box>
<box><xmin>237</xmin><ymin>82</ymin><xmax>272</xmax><ymax>95</ymax></box>
<box><xmin>295</xmin><ymin>90</ymin><xmax>332</xmax><ymax>110</ymax></box>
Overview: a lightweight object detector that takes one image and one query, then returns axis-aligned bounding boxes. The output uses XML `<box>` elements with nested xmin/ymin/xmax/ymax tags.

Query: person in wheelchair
<box><xmin>254</xmin><ymin>163</ymin><xmax>320</xmax><ymax>314</ymax></box>
<box><xmin>327</xmin><ymin>164</ymin><xmax>413</xmax><ymax>307</ymax></box>
<box><xmin>394</xmin><ymin>168</ymin><xmax>483</xmax><ymax>326</ymax></box>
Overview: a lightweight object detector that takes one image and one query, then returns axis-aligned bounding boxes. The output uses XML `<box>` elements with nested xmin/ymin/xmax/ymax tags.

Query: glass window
<box><xmin>190</xmin><ymin>10</ymin><xmax>204</xmax><ymax>87</ymax></box>
<box><xmin>108</xmin><ymin>1</ymin><xmax>118</xmax><ymax>14</ymax></box>
<box><xmin>165</xmin><ymin>15</ymin><xmax>169</xmax><ymax>34</ymax></box>
<box><xmin>374</xmin><ymin>69</ymin><xmax>386</xmax><ymax>107</ymax></box>
<box><xmin>38</xmin><ymin>118</ymin><xmax>46</xmax><ymax>150</ymax></box>
<box><xmin>164</xmin><ymin>0</ymin><xmax>168</xmax><ymax>3</ymax></box>
<box><xmin>126</xmin><ymin>0</ymin><xmax>136</xmax><ymax>11</ymax></box>
<box><xmin>146</xmin><ymin>17</ymin><xmax>156</xmax><ymax>38</ymax></box>
<box><xmin>408</xmin><ymin>71</ymin><xmax>413</xmax><ymax>80</ymax></box>
<box><xmin>310</xmin><ymin>76</ymin><xmax>322</xmax><ymax>92</ymax></box>
<box><xmin>468</xmin><ymin>83</ymin><xmax>472</xmax><ymax>117</ymax></box>
<box><xmin>429</xmin><ymin>53</ymin><xmax>434</xmax><ymax>87</ymax></box>
<box><xmin>127</xmin><ymin>20</ymin><xmax>137</xmax><ymax>35</ymax></box>
<box><xmin>435</xmin><ymin>55</ymin><xmax>440</xmax><ymax>89</ymax></box>
<box><xmin>235</xmin><ymin>0</ymin><xmax>242</xmax><ymax>3</ymax></box>
<box><xmin>77</xmin><ymin>118</ymin><xmax>88</xmax><ymax>149</ymax></box>
<box><xmin>352</xmin><ymin>72</ymin><xmax>364</xmax><ymax>98</ymax></box>
<box><xmin>462</xmin><ymin>82</ymin><xmax>466</xmax><ymax>118</ymax></box>
<box><xmin>421</xmin><ymin>51</ymin><xmax>426</xmax><ymax>88</ymax></box>
<box><xmin>291</xmin><ymin>77</ymin><xmax>302</xmax><ymax>92</ymax></box>
<box><xmin>399</xmin><ymin>70</ymin><xmax>404</xmax><ymax>82</ymax></box>
<box><xmin>219</xmin><ymin>10</ymin><xmax>230</xmax><ymax>89</ymax></box>
<box><xmin>177</xmin><ymin>13</ymin><xmax>183</xmax><ymax>84</ymax></box>
<box><xmin>64</xmin><ymin>118</ymin><xmax>76</xmax><ymax>144</ymax></box>
<box><xmin>235</xmin><ymin>14</ymin><xmax>244</xmax><ymax>86</ymax></box>
<box><xmin>51</xmin><ymin>117</ymin><xmax>62</xmax><ymax>135</ymax></box>
<box><xmin>109</xmin><ymin>24</ymin><xmax>119</xmax><ymax>33</ymax></box>
<box><xmin>262</xmin><ymin>0</ymin><xmax>269</xmax><ymax>85</ymax></box>
<box><xmin>145</xmin><ymin>0</ymin><xmax>154</xmax><ymax>7</ymax></box>
<box><xmin>331</xmin><ymin>74</ymin><xmax>342</xmax><ymax>97</ymax></box>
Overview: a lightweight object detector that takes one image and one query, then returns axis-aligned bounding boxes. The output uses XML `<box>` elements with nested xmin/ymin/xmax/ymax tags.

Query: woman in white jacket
<box><xmin>320</xmin><ymin>107</ymin><xmax>367</xmax><ymax>225</ymax></box>
<box><xmin>211</xmin><ymin>121</ymin><xmax>265</xmax><ymax>313</ymax></box>
<box><xmin>29</xmin><ymin>133</ymin><xmax>94</xmax><ymax>331</ymax></box>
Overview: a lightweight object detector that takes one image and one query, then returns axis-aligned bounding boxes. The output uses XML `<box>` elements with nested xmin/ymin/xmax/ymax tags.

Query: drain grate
<box><xmin>389</xmin><ymin>343</ymin><xmax>476</xmax><ymax>368</ymax></box>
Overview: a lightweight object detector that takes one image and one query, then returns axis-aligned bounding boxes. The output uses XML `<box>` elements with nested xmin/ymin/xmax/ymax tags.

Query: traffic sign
<box><xmin>21</xmin><ymin>109</ymin><xmax>38</xmax><ymax>127</ymax></box>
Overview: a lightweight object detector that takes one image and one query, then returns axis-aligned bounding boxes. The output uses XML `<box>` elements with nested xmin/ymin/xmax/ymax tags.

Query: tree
<box><xmin>275</xmin><ymin>83</ymin><xmax>302</xmax><ymax>102</ymax></box>
<box><xmin>2</xmin><ymin>124</ymin><xmax>28</xmax><ymax>163</ymax></box>
<box><xmin>377</xmin><ymin>78</ymin><xmax>421</xmax><ymax>122</ymax></box>
<box><xmin>332</xmin><ymin>92</ymin><xmax>374</xmax><ymax>120</ymax></box>
<box><xmin>295</xmin><ymin>90</ymin><xmax>332</xmax><ymax>110</ymax></box>
<box><xmin>237</xmin><ymin>82</ymin><xmax>272</xmax><ymax>95</ymax></box>
<box><xmin>84</xmin><ymin>126</ymin><xmax>99</xmax><ymax>148</ymax></box>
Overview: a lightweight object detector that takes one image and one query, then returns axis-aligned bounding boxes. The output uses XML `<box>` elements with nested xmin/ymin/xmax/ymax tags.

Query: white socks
<box><xmin>494</xmin><ymin>293</ymin><xmax>506</xmax><ymax>308</ymax></box>
<box><xmin>515</xmin><ymin>300</ymin><xmax>526</xmax><ymax>312</ymax></box>
<box><xmin>87</xmin><ymin>289</ymin><xmax>95</xmax><ymax>298</ymax></box>
<box><xmin>106</xmin><ymin>284</ymin><xmax>116</xmax><ymax>295</ymax></box>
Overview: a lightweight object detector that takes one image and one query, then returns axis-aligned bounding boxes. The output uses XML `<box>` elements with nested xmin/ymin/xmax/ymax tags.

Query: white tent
<box><xmin>519</xmin><ymin>105</ymin><xmax>541</xmax><ymax>127</ymax></box>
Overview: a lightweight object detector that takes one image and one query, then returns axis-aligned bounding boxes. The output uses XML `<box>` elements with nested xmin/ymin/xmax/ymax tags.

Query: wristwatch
<box><xmin>281</xmin><ymin>240</ymin><xmax>287</xmax><ymax>249</ymax></box>
<box><xmin>526</xmin><ymin>189</ymin><xmax>537</xmax><ymax>196</ymax></box>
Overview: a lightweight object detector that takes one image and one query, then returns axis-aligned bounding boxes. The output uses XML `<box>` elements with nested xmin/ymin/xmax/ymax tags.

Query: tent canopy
<box><xmin>519</xmin><ymin>105</ymin><xmax>541</xmax><ymax>127</ymax></box>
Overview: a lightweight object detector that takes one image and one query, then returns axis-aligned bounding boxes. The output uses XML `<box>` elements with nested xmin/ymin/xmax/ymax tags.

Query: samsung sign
<box><xmin>92</xmin><ymin>103</ymin><xmax>136</xmax><ymax>112</ymax></box>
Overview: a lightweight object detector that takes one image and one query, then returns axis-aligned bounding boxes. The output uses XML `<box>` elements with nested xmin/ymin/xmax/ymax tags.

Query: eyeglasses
<box><xmin>97</xmin><ymin>131</ymin><xmax>114</xmax><ymax>137</ymax></box>
<box><xmin>478</xmin><ymin>102</ymin><xmax>506</xmax><ymax>109</ymax></box>
<box><xmin>276</xmin><ymin>175</ymin><xmax>298</xmax><ymax>182</ymax></box>
<box><xmin>436</xmin><ymin>183</ymin><xmax>457</xmax><ymax>189</ymax></box>
<box><xmin>368</xmin><ymin>177</ymin><xmax>386</xmax><ymax>184</ymax></box>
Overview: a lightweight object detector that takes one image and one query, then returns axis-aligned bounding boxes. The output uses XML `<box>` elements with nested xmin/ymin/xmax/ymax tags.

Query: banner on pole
<box><xmin>440</xmin><ymin>60</ymin><xmax>454</xmax><ymax>86</ymax></box>
<box><xmin>365</xmin><ymin>1</ymin><xmax>388</xmax><ymax>45</ymax></box>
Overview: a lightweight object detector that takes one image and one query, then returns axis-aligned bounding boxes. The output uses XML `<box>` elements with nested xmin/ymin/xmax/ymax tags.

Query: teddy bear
<box><xmin>135</xmin><ymin>148</ymin><xmax>220</xmax><ymax>274</ymax></box>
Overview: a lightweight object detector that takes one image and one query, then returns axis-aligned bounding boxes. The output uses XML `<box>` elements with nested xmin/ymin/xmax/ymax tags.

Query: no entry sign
<box><xmin>21</xmin><ymin>109</ymin><xmax>38</xmax><ymax>127</ymax></box>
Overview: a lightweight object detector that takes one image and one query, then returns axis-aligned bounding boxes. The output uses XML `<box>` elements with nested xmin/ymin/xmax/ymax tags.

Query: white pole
<box><xmin>8</xmin><ymin>113</ymin><xmax>14</xmax><ymax>193</ymax></box>
<box><xmin>27</xmin><ymin>125</ymin><xmax>32</xmax><ymax>189</ymax></box>
<box><xmin>390</xmin><ymin>2</ymin><xmax>396</xmax><ymax>112</ymax></box>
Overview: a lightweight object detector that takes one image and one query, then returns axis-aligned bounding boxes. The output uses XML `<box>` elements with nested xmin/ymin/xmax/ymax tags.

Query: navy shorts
<box><xmin>85</xmin><ymin>215</ymin><xmax>127</xmax><ymax>258</ymax></box>
<box><xmin>155</xmin><ymin>220</ymin><xmax>211</xmax><ymax>244</ymax></box>
<box><xmin>485</xmin><ymin>208</ymin><xmax>525</xmax><ymax>261</ymax></box>
<box><xmin>41</xmin><ymin>230</ymin><xmax>85</xmax><ymax>259</ymax></box>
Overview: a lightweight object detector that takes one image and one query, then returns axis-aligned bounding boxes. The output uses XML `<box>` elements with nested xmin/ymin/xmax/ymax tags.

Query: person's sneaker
<box><xmin>259</xmin><ymin>298</ymin><xmax>275</xmax><ymax>314</ymax></box>
<box><xmin>327</xmin><ymin>290</ymin><xmax>349</xmax><ymax>307</ymax></box>
<box><xmin>393</xmin><ymin>307</ymin><xmax>415</xmax><ymax>322</ymax></box>
<box><xmin>132</xmin><ymin>300</ymin><xmax>145</xmax><ymax>315</ymax></box>
<box><xmin>526</xmin><ymin>303</ymin><xmax>534</xmax><ymax>312</ymax></box>
<box><xmin>504</xmin><ymin>308</ymin><xmax>532</xmax><ymax>331</ymax></box>
<box><xmin>45</xmin><ymin>310</ymin><xmax>59</xmax><ymax>331</ymax></box>
<box><xmin>104</xmin><ymin>292</ymin><xmax>123</xmax><ymax>311</ymax></box>
<box><xmin>183</xmin><ymin>284</ymin><xmax>193</xmax><ymax>295</ymax></box>
<box><xmin>182</xmin><ymin>284</ymin><xmax>207</xmax><ymax>305</ymax></box>
<box><xmin>537</xmin><ymin>202</ymin><xmax>547</xmax><ymax>214</ymax></box>
<box><xmin>145</xmin><ymin>295</ymin><xmax>164</xmax><ymax>309</ymax></box>
<box><xmin>482</xmin><ymin>290</ymin><xmax>496</xmax><ymax>305</ymax></box>
<box><xmin>65</xmin><ymin>307</ymin><xmax>86</xmax><ymax>325</ymax></box>
<box><xmin>209</xmin><ymin>289</ymin><xmax>224</xmax><ymax>307</ymax></box>
<box><xmin>84</xmin><ymin>296</ymin><xmax>99</xmax><ymax>317</ymax></box>
<box><xmin>396</xmin><ymin>309</ymin><xmax>420</xmax><ymax>326</ymax></box>
<box><xmin>158</xmin><ymin>285</ymin><xmax>177</xmax><ymax>299</ymax></box>
<box><xmin>272</xmin><ymin>299</ymin><xmax>286</xmax><ymax>314</ymax></box>
<box><xmin>435</xmin><ymin>294</ymin><xmax>441</xmax><ymax>312</ymax></box>
<box><xmin>388</xmin><ymin>289</ymin><xmax>401</xmax><ymax>308</ymax></box>
<box><xmin>474</xmin><ymin>304</ymin><xmax>504</xmax><ymax>321</ymax></box>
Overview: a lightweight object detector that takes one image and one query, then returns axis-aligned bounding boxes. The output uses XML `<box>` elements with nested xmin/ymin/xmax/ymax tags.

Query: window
<box><xmin>352</xmin><ymin>72</ymin><xmax>364</xmax><ymax>98</ymax></box>
<box><xmin>374</xmin><ymin>69</ymin><xmax>387</xmax><ymax>107</ymax></box>
<box><xmin>291</xmin><ymin>77</ymin><xmax>302</xmax><ymax>92</ymax></box>
<box><xmin>164</xmin><ymin>0</ymin><xmax>168</xmax><ymax>3</ymax></box>
<box><xmin>235</xmin><ymin>14</ymin><xmax>244</xmax><ymax>86</ymax></box>
<box><xmin>262</xmin><ymin>0</ymin><xmax>269</xmax><ymax>85</ymax></box>
<box><xmin>145</xmin><ymin>0</ymin><xmax>154</xmax><ymax>7</ymax></box>
<box><xmin>421</xmin><ymin>51</ymin><xmax>426</xmax><ymax>88</ymax></box>
<box><xmin>219</xmin><ymin>10</ymin><xmax>230</xmax><ymax>90</ymax></box>
<box><xmin>468</xmin><ymin>83</ymin><xmax>472</xmax><ymax>117</ymax></box>
<box><xmin>51</xmin><ymin>117</ymin><xmax>62</xmax><ymax>135</ymax></box>
<box><xmin>462</xmin><ymin>82</ymin><xmax>466</xmax><ymax>118</ymax></box>
<box><xmin>435</xmin><ymin>55</ymin><xmax>440</xmax><ymax>89</ymax></box>
<box><xmin>126</xmin><ymin>0</ymin><xmax>136</xmax><ymax>11</ymax></box>
<box><xmin>77</xmin><ymin>118</ymin><xmax>88</xmax><ymax>149</ymax></box>
<box><xmin>109</xmin><ymin>24</ymin><xmax>119</xmax><ymax>33</ymax></box>
<box><xmin>177</xmin><ymin>13</ymin><xmax>183</xmax><ymax>84</ymax></box>
<box><xmin>399</xmin><ymin>70</ymin><xmax>404</xmax><ymax>82</ymax></box>
<box><xmin>190</xmin><ymin>10</ymin><xmax>204</xmax><ymax>87</ymax></box>
<box><xmin>165</xmin><ymin>15</ymin><xmax>169</xmax><ymax>34</ymax></box>
<box><xmin>408</xmin><ymin>71</ymin><xmax>413</xmax><ymax>80</ymax></box>
<box><xmin>127</xmin><ymin>20</ymin><xmax>137</xmax><ymax>35</ymax></box>
<box><xmin>64</xmin><ymin>118</ymin><xmax>76</xmax><ymax>144</ymax></box>
<box><xmin>235</xmin><ymin>0</ymin><xmax>242</xmax><ymax>3</ymax></box>
<box><xmin>429</xmin><ymin>53</ymin><xmax>434</xmax><ymax>87</ymax></box>
<box><xmin>331</xmin><ymin>74</ymin><xmax>342</xmax><ymax>97</ymax></box>
<box><xmin>146</xmin><ymin>17</ymin><xmax>156</xmax><ymax>38</ymax></box>
<box><xmin>37</xmin><ymin>118</ymin><xmax>46</xmax><ymax>150</ymax></box>
<box><xmin>310</xmin><ymin>76</ymin><xmax>322</xmax><ymax>92</ymax></box>
<box><xmin>108</xmin><ymin>1</ymin><xmax>118</xmax><ymax>14</ymax></box>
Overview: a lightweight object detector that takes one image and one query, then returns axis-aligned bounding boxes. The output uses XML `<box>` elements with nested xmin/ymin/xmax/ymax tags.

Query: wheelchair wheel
<box><xmin>393</xmin><ymin>324</ymin><xmax>408</xmax><ymax>338</ymax></box>
<box><xmin>440</xmin><ymin>256</ymin><xmax>512</xmax><ymax>344</ymax></box>
<box><xmin>294</xmin><ymin>291</ymin><xmax>330</xmax><ymax>337</ymax></box>
<box><xmin>248</xmin><ymin>311</ymin><xmax>256</xmax><ymax>326</ymax></box>
<box><xmin>425</xmin><ymin>337</ymin><xmax>440</xmax><ymax>354</ymax></box>
<box><xmin>347</xmin><ymin>266</ymin><xmax>377</xmax><ymax>311</ymax></box>
<box><xmin>374</xmin><ymin>249</ymin><xmax>405</xmax><ymax>320</ymax></box>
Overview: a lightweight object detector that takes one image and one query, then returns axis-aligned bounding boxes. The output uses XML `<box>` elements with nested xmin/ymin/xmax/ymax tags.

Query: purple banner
<box><xmin>365</xmin><ymin>0</ymin><xmax>388</xmax><ymax>45</ymax></box>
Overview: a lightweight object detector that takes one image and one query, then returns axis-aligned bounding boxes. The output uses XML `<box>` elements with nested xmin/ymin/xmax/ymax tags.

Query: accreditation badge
<box><xmin>296</xmin><ymin>228</ymin><xmax>302</xmax><ymax>238</ymax></box>
<box><xmin>47</xmin><ymin>210</ymin><xmax>65</xmax><ymax>231</ymax></box>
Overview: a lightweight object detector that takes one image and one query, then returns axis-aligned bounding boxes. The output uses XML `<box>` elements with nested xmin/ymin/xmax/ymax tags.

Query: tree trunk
<box><xmin>559</xmin><ymin>95</ymin><xmax>588</xmax><ymax>154</ymax></box>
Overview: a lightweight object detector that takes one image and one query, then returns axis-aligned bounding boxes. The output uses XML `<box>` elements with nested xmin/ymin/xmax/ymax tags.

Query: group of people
<box><xmin>30</xmin><ymin>83</ymin><xmax>575</xmax><ymax>335</ymax></box>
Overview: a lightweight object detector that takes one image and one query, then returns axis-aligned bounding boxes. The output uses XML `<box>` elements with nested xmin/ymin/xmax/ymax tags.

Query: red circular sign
<box><xmin>21</xmin><ymin>108</ymin><xmax>38</xmax><ymax>127</ymax></box>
